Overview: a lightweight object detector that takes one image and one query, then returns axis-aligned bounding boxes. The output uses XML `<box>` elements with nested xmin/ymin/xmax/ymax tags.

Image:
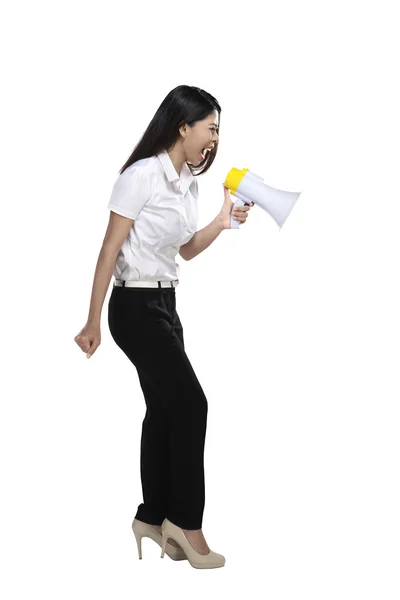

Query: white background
<box><xmin>1</xmin><ymin>0</ymin><xmax>399</xmax><ymax>598</ymax></box>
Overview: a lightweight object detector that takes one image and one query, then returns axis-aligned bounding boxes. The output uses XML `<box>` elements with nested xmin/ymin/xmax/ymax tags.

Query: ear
<box><xmin>178</xmin><ymin>121</ymin><xmax>187</xmax><ymax>138</ymax></box>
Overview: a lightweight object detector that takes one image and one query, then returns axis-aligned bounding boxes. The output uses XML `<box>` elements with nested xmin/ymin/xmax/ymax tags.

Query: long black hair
<box><xmin>118</xmin><ymin>85</ymin><xmax>221</xmax><ymax>176</ymax></box>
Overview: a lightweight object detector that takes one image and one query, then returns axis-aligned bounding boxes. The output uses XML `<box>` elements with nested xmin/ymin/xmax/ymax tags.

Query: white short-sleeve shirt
<box><xmin>107</xmin><ymin>149</ymin><xmax>199</xmax><ymax>282</ymax></box>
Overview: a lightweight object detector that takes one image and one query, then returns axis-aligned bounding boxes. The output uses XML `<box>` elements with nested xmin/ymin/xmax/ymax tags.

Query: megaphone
<box><xmin>224</xmin><ymin>167</ymin><xmax>302</xmax><ymax>229</ymax></box>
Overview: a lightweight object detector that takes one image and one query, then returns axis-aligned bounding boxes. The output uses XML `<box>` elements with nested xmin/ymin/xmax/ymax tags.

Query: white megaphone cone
<box><xmin>224</xmin><ymin>167</ymin><xmax>302</xmax><ymax>229</ymax></box>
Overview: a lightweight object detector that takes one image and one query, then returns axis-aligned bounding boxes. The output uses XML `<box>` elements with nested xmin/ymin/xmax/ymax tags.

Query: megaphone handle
<box><xmin>230</xmin><ymin>198</ymin><xmax>247</xmax><ymax>229</ymax></box>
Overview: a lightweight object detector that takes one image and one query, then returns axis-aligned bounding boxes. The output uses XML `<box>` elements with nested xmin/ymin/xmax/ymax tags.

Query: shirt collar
<box><xmin>156</xmin><ymin>149</ymin><xmax>195</xmax><ymax>195</ymax></box>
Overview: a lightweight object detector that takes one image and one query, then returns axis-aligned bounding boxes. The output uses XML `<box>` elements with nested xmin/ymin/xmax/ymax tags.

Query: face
<box><xmin>180</xmin><ymin>110</ymin><xmax>219</xmax><ymax>165</ymax></box>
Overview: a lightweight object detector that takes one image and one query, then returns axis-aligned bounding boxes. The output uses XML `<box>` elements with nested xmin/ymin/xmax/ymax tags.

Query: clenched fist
<box><xmin>74</xmin><ymin>322</ymin><xmax>101</xmax><ymax>358</ymax></box>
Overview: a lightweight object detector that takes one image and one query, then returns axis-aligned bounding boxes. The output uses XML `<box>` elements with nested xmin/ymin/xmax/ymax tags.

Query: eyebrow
<box><xmin>210</xmin><ymin>123</ymin><xmax>219</xmax><ymax>128</ymax></box>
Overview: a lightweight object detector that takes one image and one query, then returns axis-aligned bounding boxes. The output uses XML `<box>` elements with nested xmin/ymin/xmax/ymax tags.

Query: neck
<box><xmin>167</xmin><ymin>146</ymin><xmax>186</xmax><ymax>177</ymax></box>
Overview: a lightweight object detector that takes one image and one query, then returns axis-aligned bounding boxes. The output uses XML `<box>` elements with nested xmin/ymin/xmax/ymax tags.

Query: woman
<box><xmin>74</xmin><ymin>85</ymin><xmax>253</xmax><ymax>569</ymax></box>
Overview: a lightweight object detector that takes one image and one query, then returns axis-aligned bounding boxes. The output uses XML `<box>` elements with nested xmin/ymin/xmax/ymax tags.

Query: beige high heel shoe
<box><xmin>160</xmin><ymin>518</ymin><xmax>226</xmax><ymax>569</ymax></box>
<box><xmin>132</xmin><ymin>518</ymin><xmax>187</xmax><ymax>561</ymax></box>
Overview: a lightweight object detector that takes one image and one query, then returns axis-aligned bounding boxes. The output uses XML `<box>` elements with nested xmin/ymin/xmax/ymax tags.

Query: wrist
<box><xmin>87</xmin><ymin>316</ymin><xmax>101</xmax><ymax>326</ymax></box>
<box><xmin>215</xmin><ymin>214</ymin><xmax>226</xmax><ymax>231</ymax></box>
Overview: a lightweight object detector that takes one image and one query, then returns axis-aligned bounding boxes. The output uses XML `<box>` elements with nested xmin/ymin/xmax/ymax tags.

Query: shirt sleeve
<box><xmin>107</xmin><ymin>165</ymin><xmax>154</xmax><ymax>220</ymax></box>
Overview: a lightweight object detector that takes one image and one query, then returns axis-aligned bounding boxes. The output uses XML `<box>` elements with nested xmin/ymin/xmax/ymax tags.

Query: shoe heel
<box><xmin>133</xmin><ymin>530</ymin><xmax>143</xmax><ymax>559</ymax></box>
<box><xmin>160</xmin><ymin>530</ymin><xmax>168</xmax><ymax>558</ymax></box>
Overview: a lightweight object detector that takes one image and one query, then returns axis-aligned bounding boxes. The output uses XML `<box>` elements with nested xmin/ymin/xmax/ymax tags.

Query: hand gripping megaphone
<box><xmin>224</xmin><ymin>167</ymin><xmax>302</xmax><ymax>229</ymax></box>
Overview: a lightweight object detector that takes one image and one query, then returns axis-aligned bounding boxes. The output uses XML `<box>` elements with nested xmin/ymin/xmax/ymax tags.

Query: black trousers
<box><xmin>108</xmin><ymin>284</ymin><xmax>208</xmax><ymax>530</ymax></box>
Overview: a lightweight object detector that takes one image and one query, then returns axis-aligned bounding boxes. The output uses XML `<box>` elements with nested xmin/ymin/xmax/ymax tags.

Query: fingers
<box><xmin>232</xmin><ymin>208</ymin><xmax>249</xmax><ymax>221</ymax></box>
<box><xmin>232</xmin><ymin>201</ymin><xmax>254</xmax><ymax>222</ymax></box>
<box><xmin>86</xmin><ymin>340</ymin><xmax>100</xmax><ymax>358</ymax></box>
<box><xmin>74</xmin><ymin>334</ymin><xmax>100</xmax><ymax>358</ymax></box>
<box><xmin>87</xmin><ymin>344</ymin><xmax>98</xmax><ymax>358</ymax></box>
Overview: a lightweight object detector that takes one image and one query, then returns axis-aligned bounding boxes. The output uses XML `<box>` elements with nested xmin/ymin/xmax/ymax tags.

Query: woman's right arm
<box><xmin>74</xmin><ymin>211</ymin><xmax>134</xmax><ymax>358</ymax></box>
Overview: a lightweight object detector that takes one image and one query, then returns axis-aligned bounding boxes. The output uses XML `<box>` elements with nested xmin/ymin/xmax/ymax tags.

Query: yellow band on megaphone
<box><xmin>224</xmin><ymin>167</ymin><xmax>248</xmax><ymax>194</ymax></box>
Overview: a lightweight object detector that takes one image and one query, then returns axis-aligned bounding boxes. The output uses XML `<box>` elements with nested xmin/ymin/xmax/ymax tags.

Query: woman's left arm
<box><xmin>179</xmin><ymin>185</ymin><xmax>254</xmax><ymax>261</ymax></box>
<box><xmin>179</xmin><ymin>216</ymin><xmax>224</xmax><ymax>261</ymax></box>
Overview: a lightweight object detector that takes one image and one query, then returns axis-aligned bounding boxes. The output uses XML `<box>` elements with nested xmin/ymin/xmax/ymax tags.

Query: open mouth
<box><xmin>200</xmin><ymin>147</ymin><xmax>212</xmax><ymax>160</ymax></box>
